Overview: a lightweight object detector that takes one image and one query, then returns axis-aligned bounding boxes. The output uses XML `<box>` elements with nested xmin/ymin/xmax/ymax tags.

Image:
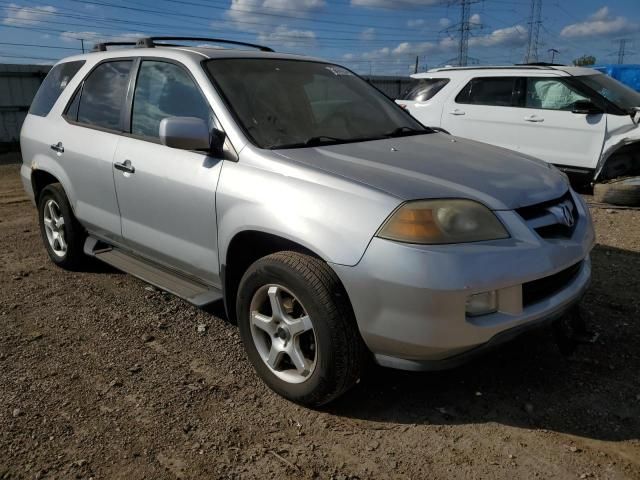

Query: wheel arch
<box><xmin>222</xmin><ymin>229</ymin><xmax>347</xmax><ymax>324</ymax></box>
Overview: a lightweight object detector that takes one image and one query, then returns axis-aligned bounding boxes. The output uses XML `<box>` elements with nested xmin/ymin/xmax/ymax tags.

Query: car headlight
<box><xmin>377</xmin><ymin>199</ymin><xmax>509</xmax><ymax>244</ymax></box>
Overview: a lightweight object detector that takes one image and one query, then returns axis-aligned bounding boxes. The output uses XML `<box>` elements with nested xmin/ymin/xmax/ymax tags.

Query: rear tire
<box><xmin>236</xmin><ymin>251</ymin><xmax>367</xmax><ymax>407</ymax></box>
<box><xmin>593</xmin><ymin>177</ymin><xmax>640</xmax><ymax>207</ymax></box>
<box><xmin>38</xmin><ymin>183</ymin><xmax>87</xmax><ymax>270</ymax></box>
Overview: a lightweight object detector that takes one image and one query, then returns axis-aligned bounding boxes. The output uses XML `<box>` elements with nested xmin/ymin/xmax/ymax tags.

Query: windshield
<box><xmin>400</xmin><ymin>78</ymin><xmax>450</xmax><ymax>102</ymax></box>
<box><xmin>576</xmin><ymin>74</ymin><xmax>640</xmax><ymax>110</ymax></box>
<box><xmin>205</xmin><ymin>58</ymin><xmax>427</xmax><ymax>149</ymax></box>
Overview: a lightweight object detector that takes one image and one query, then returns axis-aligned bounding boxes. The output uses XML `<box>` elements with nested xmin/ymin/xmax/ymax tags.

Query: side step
<box><xmin>84</xmin><ymin>237</ymin><xmax>222</xmax><ymax>307</ymax></box>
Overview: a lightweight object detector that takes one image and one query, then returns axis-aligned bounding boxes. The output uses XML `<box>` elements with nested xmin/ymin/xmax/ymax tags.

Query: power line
<box><xmin>445</xmin><ymin>0</ymin><xmax>481</xmax><ymax>67</ymax></box>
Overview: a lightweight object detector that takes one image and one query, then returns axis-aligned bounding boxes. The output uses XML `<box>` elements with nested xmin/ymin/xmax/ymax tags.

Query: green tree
<box><xmin>573</xmin><ymin>55</ymin><xmax>596</xmax><ymax>66</ymax></box>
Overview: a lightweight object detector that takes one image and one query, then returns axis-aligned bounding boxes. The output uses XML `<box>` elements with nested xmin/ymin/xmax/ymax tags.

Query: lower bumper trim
<box><xmin>374</xmin><ymin>294</ymin><xmax>581</xmax><ymax>372</ymax></box>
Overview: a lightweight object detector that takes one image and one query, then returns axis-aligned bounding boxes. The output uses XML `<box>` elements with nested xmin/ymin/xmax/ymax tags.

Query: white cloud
<box><xmin>360</xmin><ymin>27</ymin><xmax>376</xmax><ymax>40</ymax></box>
<box><xmin>257</xmin><ymin>25</ymin><xmax>316</xmax><ymax>48</ymax></box>
<box><xmin>227</xmin><ymin>0</ymin><xmax>324</xmax><ymax>31</ymax></box>
<box><xmin>438</xmin><ymin>17</ymin><xmax>451</xmax><ymax>28</ymax></box>
<box><xmin>60</xmin><ymin>31</ymin><xmax>145</xmax><ymax>44</ymax></box>
<box><xmin>470</xmin><ymin>13</ymin><xmax>481</xmax><ymax>25</ymax></box>
<box><xmin>2</xmin><ymin>3</ymin><xmax>55</xmax><ymax>25</ymax></box>
<box><xmin>351</xmin><ymin>0</ymin><xmax>443</xmax><ymax>8</ymax></box>
<box><xmin>354</xmin><ymin>23</ymin><xmax>526</xmax><ymax>61</ymax></box>
<box><xmin>407</xmin><ymin>19</ymin><xmax>425</xmax><ymax>28</ymax></box>
<box><xmin>560</xmin><ymin>7</ymin><xmax>639</xmax><ymax>38</ymax></box>
<box><xmin>469</xmin><ymin>24</ymin><xmax>527</xmax><ymax>47</ymax></box>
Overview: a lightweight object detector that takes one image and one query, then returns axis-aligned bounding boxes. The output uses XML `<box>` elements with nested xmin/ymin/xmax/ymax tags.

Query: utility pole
<box><xmin>414</xmin><ymin>56</ymin><xmax>419</xmax><ymax>74</ymax></box>
<box><xmin>617</xmin><ymin>39</ymin><xmax>627</xmax><ymax>64</ymax></box>
<box><xmin>80</xmin><ymin>38</ymin><xmax>85</xmax><ymax>54</ymax></box>
<box><xmin>548</xmin><ymin>48</ymin><xmax>558</xmax><ymax>63</ymax></box>
<box><xmin>524</xmin><ymin>0</ymin><xmax>543</xmax><ymax>63</ymax></box>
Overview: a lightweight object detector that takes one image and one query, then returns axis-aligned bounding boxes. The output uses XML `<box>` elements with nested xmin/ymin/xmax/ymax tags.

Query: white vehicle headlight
<box><xmin>377</xmin><ymin>199</ymin><xmax>509</xmax><ymax>244</ymax></box>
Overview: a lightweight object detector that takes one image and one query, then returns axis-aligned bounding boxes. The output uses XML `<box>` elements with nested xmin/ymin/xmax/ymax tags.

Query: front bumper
<box><xmin>331</xmin><ymin>192</ymin><xmax>595</xmax><ymax>371</ymax></box>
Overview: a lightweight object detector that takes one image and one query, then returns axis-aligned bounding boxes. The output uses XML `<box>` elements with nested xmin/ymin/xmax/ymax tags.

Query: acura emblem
<box><xmin>548</xmin><ymin>202</ymin><xmax>575</xmax><ymax>228</ymax></box>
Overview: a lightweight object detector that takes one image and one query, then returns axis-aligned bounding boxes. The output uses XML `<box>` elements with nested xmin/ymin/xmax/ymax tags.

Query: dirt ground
<box><xmin>1</xmin><ymin>162</ymin><xmax>639</xmax><ymax>480</ymax></box>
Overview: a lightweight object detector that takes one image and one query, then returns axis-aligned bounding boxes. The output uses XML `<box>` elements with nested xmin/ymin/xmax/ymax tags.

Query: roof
<box><xmin>418</xmin><ymin>65</ymin><xmax>600</xmax><ymax>77</ymax></box>
<box><xmin>53</xmin><ymin>45</ymin><xmax>327</xmax><ymax>67</ymax></box>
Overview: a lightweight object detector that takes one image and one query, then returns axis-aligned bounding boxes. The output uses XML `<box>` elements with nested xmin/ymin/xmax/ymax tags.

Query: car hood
<box><xmin>274</xmin><ymin>133</ymin><xmax>568</xmax><ymax>210</ymax></box>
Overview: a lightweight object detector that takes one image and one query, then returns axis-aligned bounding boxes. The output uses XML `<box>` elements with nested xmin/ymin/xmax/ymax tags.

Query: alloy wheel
<box><xmin>249</xmin><ymin>284</ymin><xmax>317</xmax><ymax>384</ymax></box>
<box><xmin>43</xmin><ymin>199</ymin><xmax>67</xmax><ymax>257</ymax></box>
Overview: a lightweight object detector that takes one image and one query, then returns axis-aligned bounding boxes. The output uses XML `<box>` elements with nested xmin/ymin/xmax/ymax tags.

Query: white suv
<box><xmin>397</xmin><ymin>66</ymin><xmax>640</xmax><ymax>190</ymax></box>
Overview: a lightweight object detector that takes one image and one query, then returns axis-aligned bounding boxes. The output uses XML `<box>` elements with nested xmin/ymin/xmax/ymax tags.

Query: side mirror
<box><xmin>572</xmin><ymin>100</ymin><xmax>602</xmax><ymax>115</ymax></box>
<box><xmin>159</xmin><ymin>116</ymin><xmax>211</xmax><ymax>151</ymax></box>
<box><xmin>210</xmin><ymin>127</ymin><xmax>226</xmax><ymax>158</ymax></box>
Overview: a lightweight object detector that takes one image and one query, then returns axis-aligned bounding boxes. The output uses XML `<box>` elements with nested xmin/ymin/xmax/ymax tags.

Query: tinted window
<box><xmin>132</xmin><ymin>61</ymin><xmax>211</xmax><ymax>138</ymax></box>
<box><xmin>77</xmin><ymin>61</ymin><xmax>132</xmax><ymax>130</ymax></box>
<box><xmin>525</xmin><ymin>78</ymin><xmax>588</xmax><ymax>110</ymax></box>
<box><xmin>401</xmin><ymin>78</ymin><xmax>449</xmax><ymax>102</ymax></box>
<box><xmin>456</xmin><ymin>77</ymin><xmax>517</xmax><ymax>106</ymax></box>
<box><xmin>29</xmin><ymin>61</ymin><xmax>85</xmax><ymax>117</ymax></box>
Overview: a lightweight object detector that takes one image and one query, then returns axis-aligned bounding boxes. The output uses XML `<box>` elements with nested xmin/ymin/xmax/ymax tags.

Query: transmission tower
<box><xmin>524</xmin><ymin>0</ymin><xmax>542</xmax><ymax>63</ymax></box>
<box><xmin>446</xmin><ymin>0</ymin><xmax>481</xmax><ymax>66</ymax></box>
<box><xmin>617</xmin><ymin>39</ymin><xmax>627</xmax><ymax>64</ymax></box>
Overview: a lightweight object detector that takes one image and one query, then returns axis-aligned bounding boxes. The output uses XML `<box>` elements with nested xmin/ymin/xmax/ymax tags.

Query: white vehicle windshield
<box><xmin>205</xmin><ymin>58</ymin><xmax>428</xmax><ymax>149</ymax></box>
<box><xmin>576</xmin><ymin>74</ymin><xmax>640</xmax><ymax>110</ymax></box>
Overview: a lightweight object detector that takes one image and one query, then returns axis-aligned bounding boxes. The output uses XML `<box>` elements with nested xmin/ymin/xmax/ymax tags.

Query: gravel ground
<box><xmin>1</xmin><ymin>162</ymin><xmax>639</xmax><ymax>479</ymax></box>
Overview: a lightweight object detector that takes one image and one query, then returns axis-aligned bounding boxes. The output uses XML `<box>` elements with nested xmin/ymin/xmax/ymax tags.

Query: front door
<box><xmin>514</xmin><ymin>77</ymin><xmax>606</xmax><ymax>169</ymax></box>
<box><xmin>112</xmin><ymin>60</ymin><xmax>224</xmax><ymax>285</ymax></box>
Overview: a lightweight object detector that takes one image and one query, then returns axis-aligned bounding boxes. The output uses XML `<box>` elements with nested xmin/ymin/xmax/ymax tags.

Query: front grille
<box><xmin>522</xmin><ymin>261</ymin><xmax>582</xmax><ymax>307</ymax></box>
<box><xmin>516</xmin><ymin>191</ymin><xmax>579</xmax><ymax>239</ymax></box>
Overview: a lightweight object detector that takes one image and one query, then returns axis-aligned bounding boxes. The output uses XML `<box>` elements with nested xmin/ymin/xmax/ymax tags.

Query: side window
<box><xmin>525</xmin><ymin>78</ymin><xmax>589</xmax><ymax>110</ymax></box>
<box><xmin>456</xmin><ymin>77</ymin><xmax>518</xmax><ymax>107</ymax></box>
<box><xmin>131</xmin><ymin>61</ymin><xmax>212</xmax><ymax>139</ymax></box>
<box><xmin>401</xmin><ymin>78</ymin><xmax>450</xmax><ymax>102</ymax></box>
<box><xmin>29</xmin><ymin>60</ymin><xmax>85</xmax><ymax>117</ymax></box>
<box><xmin>77</xmin><ymin>60</ymin><xmax>133</xmax><ymax>131</ymax></box>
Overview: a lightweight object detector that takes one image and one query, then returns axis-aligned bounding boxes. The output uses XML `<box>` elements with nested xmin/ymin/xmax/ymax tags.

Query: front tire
<box><xmin>236</xmin><ymin>251</ymin><xmax>367</xmax><ymax>406</ymax></box>
<box><xmin>38</xmin><ymin>183</ymin><xmax>87</xmax><ymax>270</ymax></box>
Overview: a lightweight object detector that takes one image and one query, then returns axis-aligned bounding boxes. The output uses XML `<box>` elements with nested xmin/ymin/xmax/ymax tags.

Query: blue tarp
<box><xmin>592</xmin><ymin>64</ymin><xmax>640</xmax><ymax>92</ymax></box>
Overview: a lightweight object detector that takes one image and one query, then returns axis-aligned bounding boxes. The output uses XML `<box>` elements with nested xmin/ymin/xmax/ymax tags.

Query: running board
<box><xmin>84</xmin><ymin>237</ymin><xmax>222</xmax><ymax>307</ymax></box>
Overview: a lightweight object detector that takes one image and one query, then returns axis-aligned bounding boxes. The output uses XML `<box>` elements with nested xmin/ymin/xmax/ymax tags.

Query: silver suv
<box><xmin>20</xmin><ymin>37</ymin><xmax>595</xmax><ymax>406</ymax></box>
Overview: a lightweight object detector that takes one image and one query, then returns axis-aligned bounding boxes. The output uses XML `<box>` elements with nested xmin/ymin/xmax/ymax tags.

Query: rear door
<box><xmin>514</xmin><ymin>76</ymin><xmax>606</xmax><ymax>168</ymax></box>
<box><xmin>112</xmin><ymin>59</ymin><xmax>224</xmax><ymax>285</ymax></box>
<box><xmin>441</xmin><ymin>75</ymin><xmax>526</xmax><ymax>152</ymax></box>
<box><xmin>57</xmin><ymin>59</ymin><xmax>134</xmax><ymax>242</ymax></box>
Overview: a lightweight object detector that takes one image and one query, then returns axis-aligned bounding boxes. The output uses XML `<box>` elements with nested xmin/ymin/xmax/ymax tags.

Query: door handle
<box><xmin>524</xmin><ymin>115</ymin><xmax>544</xmax><ymax>122</ymax></box>
<box><xmin>50</xmin><ymin>142</ymin><xmax>64</xmax><ymax>153</ymax></box>
<box><xmin>449</xmin><ymin>109</ymin><xmax>466</xmax><ymax>116</ymax></box>
<box><xmin>114</xmin><ymin>160</ymin><xmax>135</xmax><ymax>174</ymax></box>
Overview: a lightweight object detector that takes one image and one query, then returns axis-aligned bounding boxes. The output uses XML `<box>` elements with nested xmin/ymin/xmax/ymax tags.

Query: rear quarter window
<box><xmin>400</xmin><ymin>78</ymin><xmax>450</xmax><ymax>102</ymax></box>
<box><xmin>456</xmin><ymin>77</ymin><xmax>519</xmax><ymax>106</ymax></box>
<box><xmin>29</xmin><ymin>61</ymin><xmax>85</xmax><ymax>117</ymax></box>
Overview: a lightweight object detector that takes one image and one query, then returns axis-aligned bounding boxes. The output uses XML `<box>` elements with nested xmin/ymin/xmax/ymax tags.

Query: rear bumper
<box><xmin>331</xmin><ymin>192</ymin><xmax>595</xmax><ymax>371</ymax></box>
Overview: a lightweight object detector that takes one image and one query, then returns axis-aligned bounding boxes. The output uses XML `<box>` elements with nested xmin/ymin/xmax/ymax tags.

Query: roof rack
<box><xmin>138</xmin><ymin>36</ymin><xmax>274</xmax><ymax>52</ymax></box>
<box><xmin>428</xmin><ymin>65</ymin><xmax>554</xmax><ymax>72</ymax></box>
<box><xmin>92</xmin><ymin>41</ymin><xmax>138</xmax><ymax>52</ymax></box>
<box><xmin>92</xmin><ymin>36</ymin><xmax>274</xmax><ymax>53</ymax></box>
<box><xmin>516</xmin><ymin>62</ymin><xmax>566</xmax><ymax>67</ymax></box>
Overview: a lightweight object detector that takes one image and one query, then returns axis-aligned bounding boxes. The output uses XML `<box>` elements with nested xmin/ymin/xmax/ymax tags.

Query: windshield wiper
<box><xmin>269</xmin><ymin>135</ymin><xmax>348</xmax><ymax>149</ymax></box>
<box><xmin>383</xmin><ymin>126</ymin><xmax>431</xmax><ymax>138</ymax></box>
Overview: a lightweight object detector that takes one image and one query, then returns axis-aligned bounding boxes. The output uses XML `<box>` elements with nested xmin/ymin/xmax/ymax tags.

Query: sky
<box><xmin>0</xmin><ymin>0</ymin><xmax>639</xmax><ymax>75</ymax></box>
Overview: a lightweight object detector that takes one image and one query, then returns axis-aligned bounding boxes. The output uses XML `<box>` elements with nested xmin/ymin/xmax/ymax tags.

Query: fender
<box><xmin>215</xmin><ymin>148</ymin><xmax>400</xmax><ymax>268</ymax></box>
